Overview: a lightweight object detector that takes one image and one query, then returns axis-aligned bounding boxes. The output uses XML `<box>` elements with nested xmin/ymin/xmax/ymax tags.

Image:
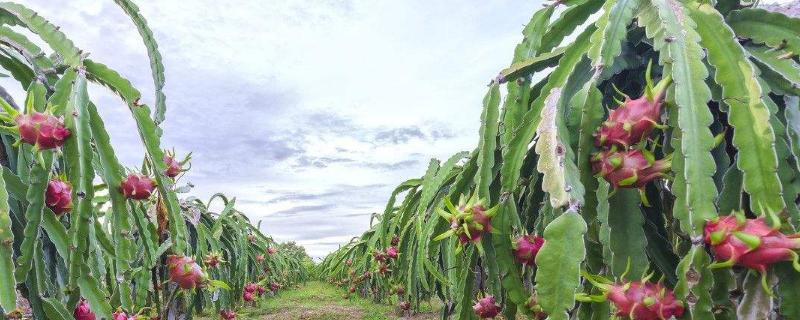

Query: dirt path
<box><xmin>199</xmin><ymin>281</ymin><xmax>439</xmax><ymax>320</ymax></box>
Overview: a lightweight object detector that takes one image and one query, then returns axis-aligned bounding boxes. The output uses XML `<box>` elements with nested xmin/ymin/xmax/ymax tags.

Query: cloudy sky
<box><xmin>8</xmin><ymin>0</ymin><xmax>792</xmax><ymax>258</ymax></box>
<box><xmin>4</xmin><ymin>0</ymin><xmax>549</xmax><ymax>258</ymax></box>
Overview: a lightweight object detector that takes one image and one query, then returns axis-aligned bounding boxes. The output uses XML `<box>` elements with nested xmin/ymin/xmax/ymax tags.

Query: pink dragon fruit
<box><xmin>167</xmin><ymin>255</ymin><xmax>208</xmax><ymax>289</ymax></box>
<box><xmin>15</xmin><ymin>112</ymin><xmax>71</xmax><ymax>150</ymax></box>
<box><xmin>219</xmin><ymin>310</ymin><xmax>236</xmax><ymax>320</ymax></box>
<box><xmin>591</xmin><ymin>149</ymin><xmax>670</xmax><ymax>189</ymax></box>
<box><xmin>267</xmin><ymin>247</ymin><xmax>277</xmax><ymax>254</ymax></box>
<box><xmin>120</xmin><ymin>174</ymin><xmax>156</xmax><ymax>200</ymax></box>
<box><xmin>242</xmin><ymin>291</ymin><xmax>254</xmax><ymax>302</ymax></box>
<box><xmin>606</xmin><ymin>281</ymin><xmax>684</xmax><ymax>320</ymax></box>
<box><xmin>255</xmin><ymin>254</ymin><xmax>265</xmax><ymax>262</ymax></box>
<box><xmin>473</xmin><ymin>296</ymin><xmax>501</xmax><ymax>319</ymax></box>
<box><xmin>163</xmin><ymin>154</ymin><xmax>182</xmax><ymax>178</ymax></box>
<box><xmin>244</xmin><ymin>283</ymin><xmax>258</xmax><ymax>293</ymax></box>
<box><xmin>257</xmin><ymin>285</ymin><xmax>267</xmax><ymax>295</ymax></box>
<box><xmin>513</xmin><ymin>235</ymin><xmax>545</xmax><ymax>266</ymax></box>
<box><xmin>73</xmin><ymin>299</ymin><xmax>96</xmax><ymax>320</ymax></box>
<box><xmin>46</xmin><ymin>178</ymin><xmax>72</xmax><ymax>215</ymax></box>
<box><xmin>270</xmin><ymin>282</ymin><xmax>281</xmax><ymax>292</ymax></box>
<box><xmin>704</xmin><ymin>215</ymin><xmax>800</xmax><ymax>273</ymax></box>
<box><xmin>386</xmin><ymin>246</ymin><xmax>399</xmax><ymax>259</ymax></box>
<box><xmin>434</xmin><ymin>195</ymin><xmax>498</xmax><ymax>251</ymax></box>
<box><xmin>595</xmin><ymin>67</ymin><xmax>671</xmax><ymax>149</ymax></box>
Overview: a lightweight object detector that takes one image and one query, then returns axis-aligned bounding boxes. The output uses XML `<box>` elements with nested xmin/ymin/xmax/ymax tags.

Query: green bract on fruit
<box><xmin>705</xmin><ymin>214</ymin><xmax>800</xmax><ymax>274</ymax></box>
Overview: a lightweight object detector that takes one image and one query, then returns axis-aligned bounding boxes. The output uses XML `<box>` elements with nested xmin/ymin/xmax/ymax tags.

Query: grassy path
<box><xmin>199</xmin><ymin>281</ymin><xmax>439</xmax><ymax>319</ymax></box>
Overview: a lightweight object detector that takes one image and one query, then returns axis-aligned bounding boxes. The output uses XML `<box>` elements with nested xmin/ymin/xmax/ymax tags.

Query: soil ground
<box><xmin>196</xmin><ymin>281</ymin><xmax>440</xmax><ymax>319</ymax></box>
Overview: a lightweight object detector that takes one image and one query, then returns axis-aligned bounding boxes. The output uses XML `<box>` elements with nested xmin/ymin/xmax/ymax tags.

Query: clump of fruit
<box><xmin>512</xmin><ymin>235</ymin><xmax>544</xmax><ymax>266</ymax></box>
<box><xmin>434</xmin><ymin>194</ymin><xmax>498</xmax><ymax>254</ymax></box>
<box><xmin>705</xmin><ymin>214</ymin><xmax>800</xmax><ymax>275</ymax></box>
<box><xmin>73</xmin><ymin>299</ymin><xmax>96</xmax><ymax>320</ymax></box>
<box><xmin>473</xmin><ymin>296</ymin><xmax>501</xmax><ymax>319</ymax></box>
<box><xmin>591</xmin><ymin>149</ymin><xmax>670</xmax><ymax>189</ymax></box>
<box><xmin>45</xmin><ymin>178</ymin><xmax>72</xmax><ymax>215</ymax></box>
<box><xmin>15</xmin><ymin>112</ymin><xmax>70</xmax><ymax>150</ymax></box>
<box><xmin>167</xmin><ymin>255</ymin><xmax>208</xmax><ymax>289</ymax></box>
<box><xmin>120</xmin><ymin>174</ymin><xmax>156</xmax><ymax>200</ymax></box>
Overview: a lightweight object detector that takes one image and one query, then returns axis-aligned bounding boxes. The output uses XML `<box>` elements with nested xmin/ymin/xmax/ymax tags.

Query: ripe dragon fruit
<box><xmin>581</xmin><ymin>274</ymin><xmax>684</xmax><ymax>320</ymax></box>
<box><xmin>120</xmin><ymin>174</ymin><xmax>156</xmax><ymax>200</ymax></box>
<box><xmin>434</xmin><ymin>195</ymin><xmax>498</xmax><ymax>254</ymax></box>
<box><xmin>73</xmin><ymin>299</ymin><xmax>96</xmax><ymax>320</ymax></box>
<box><xmin>163</xmin><ymin>154</ymin><xmax>182</xmax><ymax>178</ymax></box>
<box><xmin>473</xmin><ymin>296</ymin><xmax>501</xmax><ymax>319</ymax></box>
<box><xmin>512</xmin><ymin>235</ymin><xmax>545</xmax><ymax>266</ymax></box>
<box><xmin>255</xmin><ymin>254</ymin><xmax>265</xmax><ymax>262</ymax></box>
<box><xmin>15</xmin><ymin>112</ymin><xmax>71</xmax><ymax>150</ymax></box>
<box><xmin>219</xmin><ymin>310</ymin><xmax>236</xmax><ymax>320</ymax></box>
<box><xmin>386</xmin><ymin>246</ymin><xmax>399</xmax><ymax>259</ymax></box>
<box><xmin>704</xmin><ymin>214</ymin><xmax>800</xmax><ymax>273</ymax></box>
<box><xmin>244</xmin><ymin>283</ymin><xmax>258</xmax><ymax>293</ymax></box>
<box><xmin>372</xmin><ymin>250</ymin><xmax>388</xmax><ymax>262</ymax></box>
<box><xmin>242</xmin><ymin>291</ymin><xmax>254</xmax><ymax>302</ymax></box>
<box><xmin>167</xmin><ymin>255</ymin><xmax>208</xmax><ymax>289</ymax></box>
<box><xmin>605</xmin><ymin>282</ymin><xmax>684</xmax><ymax>320</ymax></box>
<box><xmin>45</xmin><ymin>178</ymin><xmax>72</xmax><ymax>215</ymax></box>
<box><xmin>594</xmin><ymin>66</ymin><xmax>671</xmax><ymax>149</ymax></box>
<box><xmin>257</xmin><ymin>285</ymin><xmax>267</xmax><ymax>295</ymax></box>
<box><xmin>591</xmin><ymin>149</ymin><xmax>670</xmax><ymax>189</ymax></box>
<box><xmin>267</xmin><ymin>247</ymin><xmax>277</xmax><ymax>254</ymax></box>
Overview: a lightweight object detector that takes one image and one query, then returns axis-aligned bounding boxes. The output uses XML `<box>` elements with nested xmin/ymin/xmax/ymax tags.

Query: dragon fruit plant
<box><xmin>318</xmin><ymin>0</ymin><xmax>800</xmax><ymax>319</ymax></box>
<box><xmin>0</xmin><ymin>2</ymin><xmax>310</xmax><ymax>319</ymax></box>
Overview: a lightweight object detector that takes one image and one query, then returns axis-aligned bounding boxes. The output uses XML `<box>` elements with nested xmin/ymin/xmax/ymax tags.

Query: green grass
<box><xmin>196</xmin><ymin>281</ymin><xmax>440</xmax><ymax>319</ymax></box>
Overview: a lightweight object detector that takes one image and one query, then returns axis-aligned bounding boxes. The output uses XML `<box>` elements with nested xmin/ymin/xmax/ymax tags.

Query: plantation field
<box><xmin>197</xmin><ymin>281</ymin><xmax>440</xmax><ymax>320</ymax></box>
